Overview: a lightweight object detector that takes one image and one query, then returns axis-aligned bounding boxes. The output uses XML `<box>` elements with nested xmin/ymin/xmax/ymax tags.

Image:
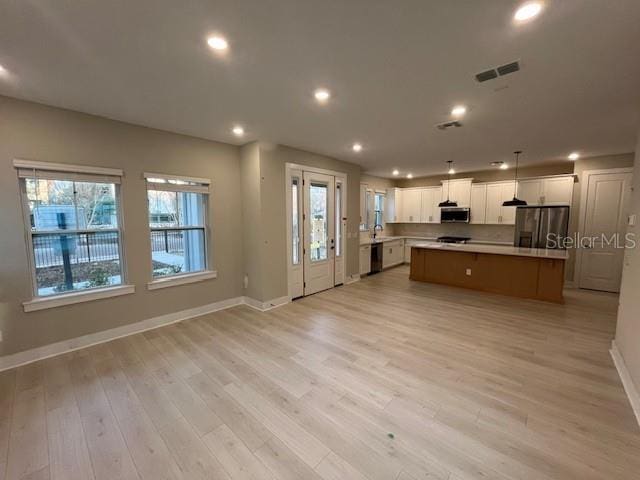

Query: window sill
<box><xmin>147</xmin><ymin>270</ymin><xmax>218</xmax><ymax>291</ymax></box>
<box><xmin>23</xmin><ymin>284</ymin><xmax>135</xmax><ymax>312</ymax></box>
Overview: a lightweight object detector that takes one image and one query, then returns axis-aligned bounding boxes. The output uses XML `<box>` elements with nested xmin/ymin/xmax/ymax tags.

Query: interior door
<box><xmin>579</xmin><ymin>172</ymin><xmax>631</xmax><ymax>292</ymax></box>
<box><xmin>303</xmin><ymin>172</ymin><xmax>335</xmax><ymax>295</ymax></box>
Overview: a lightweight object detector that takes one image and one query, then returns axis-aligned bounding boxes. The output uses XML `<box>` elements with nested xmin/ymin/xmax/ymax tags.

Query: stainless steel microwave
<box><xmin>440</xmin><ymin>207</ymin><xmax>470</xmax><ymax>223</ymax></box>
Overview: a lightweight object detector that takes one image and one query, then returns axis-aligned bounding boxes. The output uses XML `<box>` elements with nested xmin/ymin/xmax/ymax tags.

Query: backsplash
<box><xmin>389</xmin><ymin>223</ymin><xmax>515</xmax><ymax>244</ymax></box>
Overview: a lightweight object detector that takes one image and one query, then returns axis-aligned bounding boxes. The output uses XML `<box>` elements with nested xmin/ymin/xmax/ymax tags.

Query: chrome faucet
<box><xmin>373</xmin><ymin>223</ymin><xmax>384</xmax><ymax>239</ymax></box>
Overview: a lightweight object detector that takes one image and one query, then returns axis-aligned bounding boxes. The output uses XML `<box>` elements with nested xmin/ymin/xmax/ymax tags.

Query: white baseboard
<box><xmin>0</xmin><ymin>294</ymin><xmax>289</xmax><ymax>372</ymax></box>
<box><xmin>611</xmin><ymin>340</ymin><xmax>640</xmax><ymax>428</ymax></box>
<box><xmin>242</xmin><ymin>295</ymin><xmax>290</xmax><ymax>312</ymax></box>
<box><xmin>345</xmin><ymin>274</ymin><xmax>360</xmax><ymax>285</ymax></box>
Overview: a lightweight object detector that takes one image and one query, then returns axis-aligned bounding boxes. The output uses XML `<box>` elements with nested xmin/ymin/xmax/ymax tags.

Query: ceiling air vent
<box><xmin>475</xmin><ymin>60</ymin><xmax>520</xmax><ymax>83</ymax></box>
<box><xmin>475</xmin><ymin>69</ymin><xmax>498</xmax><ymax>83</ymax></box>
<box><xmin>436</xmin><ymin>120</ymin><xmax>463</xmax><ymax>131</ymax></box>
<box><xmin>497</xmin><ymin>61</ymin><xmax>520</xmax><ymax>76</ymax></box>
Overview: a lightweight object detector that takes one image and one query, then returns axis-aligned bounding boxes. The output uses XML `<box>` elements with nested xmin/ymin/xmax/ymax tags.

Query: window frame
<box><xmin>144</xmin><ymin>172</ymin><xmax>214</xmax><ymax>287</ymax></box>
<box><xmin>374</xmin><ymin>191</ymin><xmax>385</xmax><ymax>229</ymax></box>
<box><xmin>14</xmin><ymin>159</ymin><xmax>130</xmax><ymax>305</ymax></box>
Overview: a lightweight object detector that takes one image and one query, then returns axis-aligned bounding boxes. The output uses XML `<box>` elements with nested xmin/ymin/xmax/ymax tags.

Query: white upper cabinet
<box><xmin>401</xmin><ymin>189</ymin><xmax>422</xmax><ymax>223</ymax></box>
<box><xmin>420</xmin><ymin>186</ymin><xmax>442</xmax><ymax>223</ymax></box>
<box><xmin>383</xmin><ymin>175</ymin><xmax>572</xmax><ymax>225</ymax></box>
<box><xmin>541</xmin><ymin>176</ymin><xmax>574</xmax><ymax>204</ymax></box>
<box><xmin>440</xmin><ymin>178</ymin><xmax>472</xmax><ymax>207</ymax></box>
<box><xmin>517</xmin><ymin>179</ymin><xmax>544</xmax><ymax>205</ymax></box>
<box><xmin>469</xmin><ymin>184</ymin><xmax>487</xmax><ymax>224</ymax></box>
<box><xmin>516</xmin><ymin>176</ymin><xmax>574</xmax><ymax>205</ymax></box>
<box><xmin>485</xmin><ymin>181</ymin><xmax>516</xmax><ymax>225</ymax></box>
<box><xmin>385</xmin><ymin>188</ymin><xmax>401</xmax><ymax>223</ymax></box>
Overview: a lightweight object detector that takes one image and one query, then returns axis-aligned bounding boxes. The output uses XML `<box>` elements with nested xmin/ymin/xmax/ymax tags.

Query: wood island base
<box><xmin>410</xmin><ymin>247</ymin><xmax>566</xmax><ymax>303</ymax></box>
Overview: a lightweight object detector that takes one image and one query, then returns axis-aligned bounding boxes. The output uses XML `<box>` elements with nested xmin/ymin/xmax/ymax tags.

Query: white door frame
<box><xmin>285</xmin><ymin>163</ymin><xmax>347</xmax><ymax>299</ymax></box>
<box><xmin>574</xmin><ymin>167</ymin><xmax>633</xmax><ymax>289</ymax></box>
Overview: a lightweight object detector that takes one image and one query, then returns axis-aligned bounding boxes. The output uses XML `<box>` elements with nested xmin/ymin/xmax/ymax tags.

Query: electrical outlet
<box><xmin>465</xmin><ymin>268</ymin><xmax>472</xmax><ymax>276</ymax></box>
<box><xmin>243</xmin><ymin>274</ymin><xmax>249</xmax><ymax>289</ymax></box>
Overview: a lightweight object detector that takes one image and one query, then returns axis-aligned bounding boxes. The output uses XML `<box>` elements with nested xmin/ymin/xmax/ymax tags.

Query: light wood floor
<box><xmin>1</xmin><ymin>265</ymin><xmax>639</xmax><ymax>480</ymax></box>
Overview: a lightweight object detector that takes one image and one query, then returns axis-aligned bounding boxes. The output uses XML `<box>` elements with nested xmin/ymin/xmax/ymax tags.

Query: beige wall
<box><xmin>616</xmin><ymin>132</ymin><xmax>640</xmax><ymax>393</ymax></box>
<box><xmin>240</xmin><ymin>143</ymin><xmax>263</xmax><ymax>300</ymax></box>
<box><xmin>0</xmin><ymin>95</ymin><xmax>244</xmax><ymax>357</ymax></box>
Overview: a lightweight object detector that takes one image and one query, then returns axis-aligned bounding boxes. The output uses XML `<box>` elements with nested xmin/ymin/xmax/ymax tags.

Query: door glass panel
<box><xmin>335</xmin><ymin>184</ymin><xmax>342</xmax><ymax>257</ymax></box>
<box><xmin>292</xmin><ymin>178</ymin><xmax>300</xmax><ymax>265</ymax></box>
<box><xmin>310</xmin><ymin>183</ymin><xmax>328</xmax><ymax>262</ymax></box>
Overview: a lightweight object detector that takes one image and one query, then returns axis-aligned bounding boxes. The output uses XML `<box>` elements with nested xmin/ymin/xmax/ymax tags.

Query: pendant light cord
<box><xmin>513</xmin><ymin>150</ymin><xmax>522</xmax><ymax>198</ymax></box>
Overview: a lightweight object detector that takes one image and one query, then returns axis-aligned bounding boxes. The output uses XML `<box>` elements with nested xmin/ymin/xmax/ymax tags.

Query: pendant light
<box><xmin>438</xmin><ymin>160</ymin><xmax>458</xmax><ymax>207</ymax></box>
<box><xmin>502</xmin><ymin>150</ymin><xmax>527</xmax><ymax>207</ymax></box>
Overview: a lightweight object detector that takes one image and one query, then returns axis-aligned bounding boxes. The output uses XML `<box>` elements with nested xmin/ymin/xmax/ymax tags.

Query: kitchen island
<box><xmin>410</xmin><ymin>243</ymin><xmax>568</xmax><ymax>303</ymax></box>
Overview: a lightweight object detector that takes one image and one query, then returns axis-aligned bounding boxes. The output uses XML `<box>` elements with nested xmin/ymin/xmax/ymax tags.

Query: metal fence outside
<box><xmin>32</xmin><ymin>231</ymin><xmax>120</xmax><ymax>268</ymax></box>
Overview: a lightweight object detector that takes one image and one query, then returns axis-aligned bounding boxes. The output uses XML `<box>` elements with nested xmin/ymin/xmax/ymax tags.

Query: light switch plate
<box><xmin>465</xmin><ymin>268</ymin><xmax>472</xmax><ymax>276</ymax></box>
<box><xmin>628</xmin><ymin>214</ymin><xmax>637</xmax><ymax>226</ymax></box>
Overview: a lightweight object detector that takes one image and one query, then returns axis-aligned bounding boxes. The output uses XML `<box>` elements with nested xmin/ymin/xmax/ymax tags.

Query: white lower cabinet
<box><xmin>359</xmin><ymin>245</ymin><xmax>371</xmax><ymax>275</ymax></box>
<box><xmin>382</xmin><ymin>240</ymin><xmax>404</xmax><ymax>269</ymax></box>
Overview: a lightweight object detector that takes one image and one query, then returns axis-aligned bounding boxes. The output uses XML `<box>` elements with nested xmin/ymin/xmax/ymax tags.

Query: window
<box><xmin>335</xmin><ymin>182</ymin><xmax>342</xmax><ymax>257</ymax></box>
<box><xmin>145</xmin><ymin>173</ymin><xmax>210</xmax><ymax>279</ymax></box>
<box><xmin>17</xmin><ymin>163</ymin><xmax>125</xmax><ymax>298</ymax></box>
<box><xmin>374</xmin><ymin>192</ymin><xmax>385</xmax><ymax>228</ymax></box>
<box><xmin>291</xmin><ymin>176</ymin><xmax>301</xmax><ymax>265</ymax></box>
<box><xmin>309</xmin><ymin>183</ymin><xmax>328</xmax><ymax>261</ymax></box>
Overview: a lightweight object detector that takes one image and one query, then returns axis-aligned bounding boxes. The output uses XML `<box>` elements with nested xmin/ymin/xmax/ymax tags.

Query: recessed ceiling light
<box><xmin>314</xmin><ymin>88</ymin><xmax>331</xmax><ymax>103</ymax></box>
<box><xmin>514</xmin><ymin>2</ymin><xmax>543</xmax><ymax>22</ymax></box>
<box><xmin>451</xmin><ymin>105</ymin><xmax>467</xmax><ymax>117</ymax></box>
<box><xmin>352</xmin><ymin>143</ymin><xmax>362</xmax><ymax>152</ymax></box>
<box><xmin>568</xmin><ymin>152</ymin><xmax>580</xmax><ymax>161</ymax></box>
<box><xmin>406</xmin><ymin>173</ymin><xmax>413</xmax><ymax>179</ymax></box>
<box><xmin>392</xmin><ymin>169</ymin><xmax>399</xmax><ymax>176</ymax></box>
<box><xmin>232</xmin><ymin>125</ymin><xmax>244</xmax><ymax>136</ymax></box>
<box><xmin>207</xmin><ymin>36</ymin><xmax>229</xmax><ymax>51</ymax></box>
<box><xmin>500</xmin><ymin>163</ymin><xmax>509</xmax><ymax>170</ymax></box>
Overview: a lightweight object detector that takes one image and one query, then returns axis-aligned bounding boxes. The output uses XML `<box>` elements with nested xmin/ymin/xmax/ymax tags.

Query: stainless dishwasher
<box><xmin>370</xmin><ymin>242</ymin><xmax>383</xmax><ymax>274</ymax></box>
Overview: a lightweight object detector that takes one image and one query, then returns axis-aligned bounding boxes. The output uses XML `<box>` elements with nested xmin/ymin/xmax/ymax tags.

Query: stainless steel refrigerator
<box><xmin>514</xmin><ymin>206</ymin><xmax>570</xmax><ymax>249</ymax></box>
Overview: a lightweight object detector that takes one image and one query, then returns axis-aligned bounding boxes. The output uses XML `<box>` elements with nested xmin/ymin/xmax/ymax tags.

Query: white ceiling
<box><xmin>1</xmin><ymin>0</ymin><xmax>639</xmax><ymax>177</ymax></box>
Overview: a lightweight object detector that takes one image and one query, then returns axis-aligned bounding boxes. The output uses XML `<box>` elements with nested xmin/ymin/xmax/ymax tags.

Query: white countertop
<box><xmin>410</xmin><ymin>242</ymin><xmax>569</xmax><ymax>260</ymax></box>
<box><xmin>359</xmin><ymin>236</ymin><xmax>513</xmax><ymax>247</ymax></box>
